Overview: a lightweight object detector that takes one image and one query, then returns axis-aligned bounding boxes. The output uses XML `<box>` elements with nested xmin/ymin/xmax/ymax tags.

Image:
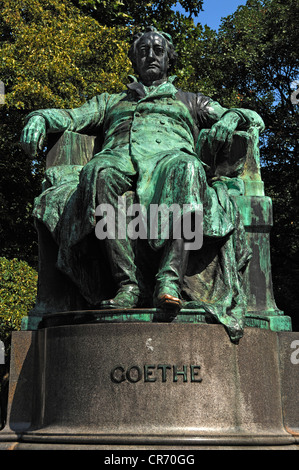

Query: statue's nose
<box><xmin>148</xmin><ymin>48</ymin><xmax>155</xmax><ymax>59</ymax></box>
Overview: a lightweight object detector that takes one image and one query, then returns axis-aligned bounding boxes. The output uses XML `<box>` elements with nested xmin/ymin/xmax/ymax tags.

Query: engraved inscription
<box><xmin>110</xmin><ymin>364</ymin><xmax>202</xmax><ymax>383</ymax></box>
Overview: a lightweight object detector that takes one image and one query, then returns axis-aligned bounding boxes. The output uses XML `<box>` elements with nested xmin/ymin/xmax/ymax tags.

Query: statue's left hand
<box><xmin>207</xmin><ymin>111</ymin><xmax>240</xmax><ymax>156</ymax></box>
<box><xmin>20</xmin><ymin>116</ymin><xmax>46</xmax><ymax>157</ymax></box>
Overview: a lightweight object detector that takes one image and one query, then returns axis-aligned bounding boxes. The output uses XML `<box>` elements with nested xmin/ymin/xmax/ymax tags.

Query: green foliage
<box><xmin>0</xmin><ymin>257</ymin><xmax>37</xmax><ymax>347</ymax></box>
<box><xmin>151</xmin><ymin>14</ymin><xmax>217</xmax><ymax>96</ymax></box>
<box><xmin>0</xmin><ymin>0</ymin><xmax>297</xmax><ymax>330</ymax></box>
<box><xmin>69</xmin><ymin>0</ymin><xmax>204</xmax><ymax>27</ymax></box>
<box><xmin>0</xmin><ymin>107</ymin><xmax>42</xmax><ymax>265</ymax></box>
<box><xmin>209</xmin><ymin>0</ymin><xmax>299</xmax><ymax>330</ymax></box>
<box><xmin>262</xmin><ymin>167</ymin><xmax>299</xmax><ymax>331</ymax></box>
<box><xmin>0</xmin><ymin>0</ymin><xmax>132</xmax><ymax>267</ymax></box>
<box><xmin>214</xmin><ymin>0</ymin><xmax>298</xmax><ymax>166</ymax></box>
<box><xmin>0</xmin><ymin>0</ymin><xmax>132</xmax><ymax>109</ymax></box>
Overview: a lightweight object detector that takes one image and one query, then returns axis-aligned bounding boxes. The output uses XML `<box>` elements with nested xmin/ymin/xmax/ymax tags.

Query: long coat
<box><xmin>28</xmin><ymin>76</ymin><xmax>265</xmax><ymax>340</ymax></box>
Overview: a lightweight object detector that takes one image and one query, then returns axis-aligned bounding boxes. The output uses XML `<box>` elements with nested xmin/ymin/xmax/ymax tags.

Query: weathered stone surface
<box><xmin>277</xmin><ymin>332</ymin><xmax>299</xmax><ymax>438</ymax></box>
<box><xmin>1</xmin><ymin>324</ymin><xmax>298</xmax><ymax>448</ymax></box>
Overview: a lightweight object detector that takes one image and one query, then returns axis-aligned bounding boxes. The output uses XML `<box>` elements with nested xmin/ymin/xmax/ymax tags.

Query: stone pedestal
<box><xmin>0</xmin><ymin>321</ymin><xmax>298</xmax><ymax>449</ymax></box>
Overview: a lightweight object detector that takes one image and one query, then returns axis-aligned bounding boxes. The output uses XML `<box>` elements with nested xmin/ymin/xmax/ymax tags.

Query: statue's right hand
<box><xmin>20</xmin><ymin>116</ymin><xmax>46</xmax><ymax>157</ymax></box>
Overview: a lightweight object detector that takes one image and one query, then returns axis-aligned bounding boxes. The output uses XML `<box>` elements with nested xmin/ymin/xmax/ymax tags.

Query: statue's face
<box><xmin>135</xmin><ymin>32</ymin><xmax>169</xmax><ymax>85</ymax></box>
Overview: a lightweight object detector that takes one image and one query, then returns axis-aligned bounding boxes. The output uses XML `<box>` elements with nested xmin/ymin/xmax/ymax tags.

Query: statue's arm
<box><xmin>20</xmin><ymin>93</ymin><xmax>109</xmax><ymax>157</ymax></box>
<box><xmin>198</xmin><ymin>98</ymin><xmax>265</xmax><ymax>156</ymax></box>
<box><xmin>204</xmin><ymin>100</ymin><xmax>265</xmax><ymax>131</ymax></box>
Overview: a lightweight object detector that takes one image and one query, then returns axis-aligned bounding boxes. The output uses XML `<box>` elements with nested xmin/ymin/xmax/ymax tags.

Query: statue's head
<box><xmin>128</xmin><ymin>26</ymin><xmax>177</xmax><ymax>85</ymax></box>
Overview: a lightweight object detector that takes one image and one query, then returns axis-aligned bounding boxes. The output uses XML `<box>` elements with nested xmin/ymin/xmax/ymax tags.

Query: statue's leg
<box><xmin>154</xmin><ymin>237</ymin><xmax>189</xmax><ymax>314</ymax></box>
<box><xmin>96</xmin><ymin>168</ymin><xmax>140</xmax><ymax>309</ymax></box>
<box><xmin>152</xmin><ymin>154</ymin><xmax>205</xmax><ymax>313</ymax></box>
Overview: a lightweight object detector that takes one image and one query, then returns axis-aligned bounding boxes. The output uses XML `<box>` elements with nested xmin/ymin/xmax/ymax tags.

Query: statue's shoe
<box><xmin>100</xmin><ymin>284</ymin><xmax>140</xmax><ymax>309</ymax></box>
<box><xmin>154</xmin><ymin>293</ymin><xmax>182</xmax><ymax>313</ymax></box>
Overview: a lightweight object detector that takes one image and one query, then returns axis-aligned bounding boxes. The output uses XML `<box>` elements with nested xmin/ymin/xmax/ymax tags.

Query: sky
<box><xmin>176</xmin><ymin>0</ymin><xmax>248</xmax><ymax>30</ymax></box>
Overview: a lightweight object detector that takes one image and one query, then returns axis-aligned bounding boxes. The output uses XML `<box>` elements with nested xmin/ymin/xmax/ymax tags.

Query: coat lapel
<box><xmin>127</xmin><ymin>76</ymin><xmax>178</xmax><ymax>102</ymax></box>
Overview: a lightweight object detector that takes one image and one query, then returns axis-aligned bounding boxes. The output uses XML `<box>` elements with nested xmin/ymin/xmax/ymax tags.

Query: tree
<box><xmin>69</xmin><ymin>0</ymin><xmax>204</xmax><ymax>27</ymax></box>
<box><xmin>215</xmin><ymin>0</ymin><xmax>298</xmax><ymax>165</ymax></box>
<box><xmin>156</xmin><ymin>14</ymin><xmax>219</xmax><ymax>97</ymax></box>
<box><xmin>0</xmin><ymin>257</ymin><xmax>37</xmax><ymax>346</ymax></box>
<box><xmin>0</xmin><ymin>0</ymin><xmax>297</xmax><ymax>329</ymax></box>
<box><xmin>204</xmin><ymin>0</ymin><xmax>299</xmax><ymax>328</ymax></box>
<box><xmin>0</xmin><ymin>0</ymin><xmax>132</xmax><ymax>108</ymax></box>
<box><xmin>0</xmin><ymin>0</ymin><xmax>132</xmax><ymax>266</ymax></box>
<box><xmin>0</xmin><ymin>0</ymin><xmax>206</xmax><ymax>268</ymax></box>
<box><xmin>0</xmin><ymin>256</ymin><xmax>37</xmax><ymax>428</ymax></box>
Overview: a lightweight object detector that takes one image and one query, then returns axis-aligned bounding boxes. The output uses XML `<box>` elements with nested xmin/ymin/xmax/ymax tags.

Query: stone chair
<box><xmin>21</xmin><ymin>128</ymin><xmax>292</xmax><ymax>332</ymax></box>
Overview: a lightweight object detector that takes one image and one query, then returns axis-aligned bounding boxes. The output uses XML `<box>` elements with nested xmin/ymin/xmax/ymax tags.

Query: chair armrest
<box><xmin>46</xmin><ymin>130</ymin><xmax>100</xmax><ymax>169</ymax></box>
<box><xmin>196</xmin><ymin>128</ymin><xmax>264</xmax><ymax>196</ymax></box>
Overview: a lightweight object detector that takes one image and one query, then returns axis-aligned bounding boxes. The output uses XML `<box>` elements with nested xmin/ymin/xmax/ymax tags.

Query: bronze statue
<box><xmin>20</xmin><ymin>26</ymin><xmax>265</xmax><ymax>341</ymax></box>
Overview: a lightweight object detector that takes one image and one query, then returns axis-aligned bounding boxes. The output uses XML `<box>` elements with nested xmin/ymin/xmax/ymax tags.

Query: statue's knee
<box><xmin>97</xmin><ymin>168</ymin><xmax>123</xmax><ymax>193</ymax></box>
<box><xmin>173</xmin><ymin>155</ymin><xmax>202</xmax><ymax>176</ymax></box>
<box><xmin>97</xmin><ymin>167</ymin><xmax>119</xmax><ymax>184</ymax></box>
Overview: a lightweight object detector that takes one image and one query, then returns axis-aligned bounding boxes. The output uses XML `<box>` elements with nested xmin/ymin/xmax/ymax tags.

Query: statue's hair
<box><xmin>128</xmin><ymin>26</ymin><xmax>177</xmax><ymax>73</ymax></box>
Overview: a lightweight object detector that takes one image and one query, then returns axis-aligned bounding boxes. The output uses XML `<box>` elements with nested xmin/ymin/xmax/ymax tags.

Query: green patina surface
<box><xmin>20</xmin><ymin>28</ymin><xmax>292</xmax><ymax>340</ymax></box>
<box><xmin>21</xmin><ymin>309</ymin><xmax>291</xmax><ymax>333</ymax></box>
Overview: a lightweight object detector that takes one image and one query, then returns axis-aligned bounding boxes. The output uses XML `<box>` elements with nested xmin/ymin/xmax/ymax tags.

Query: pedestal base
<box><xmin>20</xmin><ymin>308</ymin><xmax>292</xmax><ymax>333</ymax></box>
<box><xmin>1</xmin><ymin>321</ymin><xmax>299</xmax><ymax>449</ymax></box>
